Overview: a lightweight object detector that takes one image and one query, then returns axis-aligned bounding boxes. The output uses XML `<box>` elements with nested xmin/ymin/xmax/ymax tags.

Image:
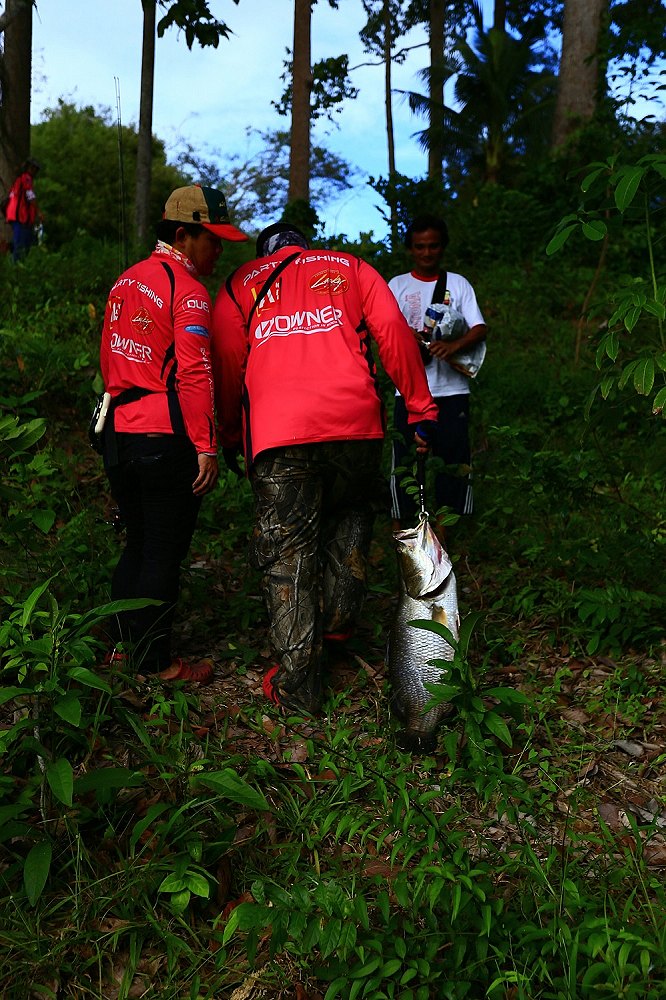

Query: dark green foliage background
<box><xmin>0</xmin><ymin>106</ymin><xmax>664</xmax><ymax>998</ymax></box>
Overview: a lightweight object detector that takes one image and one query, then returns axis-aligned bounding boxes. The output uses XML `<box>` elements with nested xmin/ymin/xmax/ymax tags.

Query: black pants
<box><xmin>390</xmin><ymin>394</ymin><xmax>472</xmax><ymax>521</ymax></box>
<box><xmin>250</xmin><ymin>440</ymin><xmax>385</xmax><ymax>711</ymax></box>
<box><xmin>106</xmin><ymin>434</ymin><xmax>201</xmax><ymax>670</ymax></box>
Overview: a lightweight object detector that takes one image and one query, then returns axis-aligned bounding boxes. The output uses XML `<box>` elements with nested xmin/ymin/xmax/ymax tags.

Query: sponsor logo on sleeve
<box><xmin>108</xmin><ymin>296</ymin><xmax>124</xmax><ymax>325</ymax></box>
<box><xmin>185</xmin><ymin>324</ymin><xmax>210</xmax><ymax>338</ymax></box>
<box><xmin>131</xmin><ymin>307</ymin><xmax>154</xmax><ymax>335</ymax></box>
<box><xmin>185</xmin><ymin>298</ymin><xmax>210</xmax><ymax>313</ymax></box>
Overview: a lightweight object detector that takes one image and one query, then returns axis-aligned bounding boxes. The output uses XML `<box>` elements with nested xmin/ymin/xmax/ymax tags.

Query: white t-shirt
<box><xmin>389</xmin><ymin>271</ymin><xmax>485</xmax><ymax>397</ymax></box>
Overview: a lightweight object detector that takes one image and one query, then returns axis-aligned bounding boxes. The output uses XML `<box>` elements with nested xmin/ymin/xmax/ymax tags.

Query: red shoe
<box><xmin>262</xmin><ymin>665</ymin><xmax>281</xmax><ymax>705</ymax></box>
<box><xmin>158</xmin><ymin>658</ymin><xmax>214</xmax><ymax>685</ymax></box>
<box><xmin>323</xmin><ymin>629</ymin><xmax>354</xmax><ymax>643</ymax></box>
<box><xmin>103</xmin><ymin>648</ymin><xmax>127</xmax><ymax>668</ymax></box>
<box><xmin>261</xmin><ymin>666</ymin><xmax>319</xmax><ymax>716</ymax></box>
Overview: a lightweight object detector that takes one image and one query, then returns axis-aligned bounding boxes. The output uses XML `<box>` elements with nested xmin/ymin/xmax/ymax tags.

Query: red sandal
<box><xmin>158</xmin><ymin>657</ymin><xmax>214</xmax><ymax>685</ymax></box>
<box><xmin>262</xmin><ymin>665</ymin><xmax>281</xmax><ymax>705</ymax></box>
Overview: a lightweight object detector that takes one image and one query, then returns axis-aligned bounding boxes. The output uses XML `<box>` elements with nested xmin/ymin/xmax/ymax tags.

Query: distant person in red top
<box><xmin>212</xmin><ymin>222</ymin><xmax>438</xmax><ymax>715</ymax></box>
<box><xmin>99</xmin><ymin>184</ymin><xmax>247</xmax><ymax>681</ymax></box>
<box><xmin>5</xmin><ymin>158</ymin><xmax>42</xmax><ymax>261</ymax></box>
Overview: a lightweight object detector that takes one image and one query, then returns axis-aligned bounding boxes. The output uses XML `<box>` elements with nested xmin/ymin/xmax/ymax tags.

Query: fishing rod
<box><xmin>115</xmin><ymin>76</ymin><xmax>129</xmax><ymax>270</ymax></box>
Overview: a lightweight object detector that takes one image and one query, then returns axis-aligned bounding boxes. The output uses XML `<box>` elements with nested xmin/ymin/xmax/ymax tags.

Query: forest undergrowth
<box><xmin>0</xmin><ymin>231</ymin><xmax>665</xmax><ymax>999</ymax></box>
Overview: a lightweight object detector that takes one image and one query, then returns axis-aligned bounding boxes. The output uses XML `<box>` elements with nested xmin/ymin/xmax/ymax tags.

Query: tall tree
<box><xmin>360</xmin><ymin>1</ymin><xmax>426</xmax><ymax>244</ymax></box>
<box><xmin>0</xmin><ymin>0</ymin><xmax>32</xmax><ymax>199</ymax></box>
<box><xmin>273</xmin><ymin>0</ymin><xmax>355</xmax><ymax>229</ymax></box>
<box><xmin>551</xmin><ymin>0</ymin><xmax>607</xmax><ymax>150</ymax></box>
<box><xmin>493</xmin><ymin>0</ymin><xmax>506</xmax><ymax>29</ymax></box>
<box><xmin>427</xmin><ymin>0</ymin><xmax>445</xmax><ymax>185</ymax></box>
<box><xmin>136</xmin><ymin>0</ymin><xmax>157</xmax><ymax>245</ymax></box>
<box><xmin>289</xmin><ymin>0</ymin><xmax>313</xmax><ymax>205</ymax></box>
<box><xmin>408</xmin><ymin>2</ymin><xmax>555</xmax><ymax>187</ymax></box>
<box><xmin>359</xmin><ymin>1</ymin><xmax>473</xmax><ymax>237</ymax></box>
<box><xmin>134</xmin><ymin>0</ymin><xmax>238</xmax><ymax>244</ymax></box>
<box><xmin>408</xmin><ymin>0</ymin><xmax>473</xmax><ymax>183</ymax></box>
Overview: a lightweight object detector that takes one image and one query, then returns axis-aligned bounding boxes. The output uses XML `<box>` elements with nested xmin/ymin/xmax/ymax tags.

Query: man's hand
<box><xmin>192</xmin><ymin>454</ymin><xmax>219</xmax><ymax>495</ymax></box>
<box><xmin>411</xmin><ymin>419</ymin><xmax>438</xmax><ymax>455</ymax></box>
<box><xmin>428</xmin><ymin>324</ymin><xmax>487</xmax><ymax>361</ymax></box>
<box><xmin>428</xmin><ymin>339</ymin><xmax>459</xmax><ymax>361</ymax></box>
<box><xmin>414</xmin><ymin>432</ymin><xmax>429</xmax><ymax>454</ymax></box>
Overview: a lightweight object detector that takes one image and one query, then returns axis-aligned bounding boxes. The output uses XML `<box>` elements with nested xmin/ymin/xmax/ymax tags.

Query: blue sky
<box><xmin>31</xmin><ymin>1</ymin><xmax>494</xmax><ymax>240</ymax></box>
<box><xmin>30</xmin><ymin>1</ymin><xmax>662</xmax><ymax>241</ymax></box>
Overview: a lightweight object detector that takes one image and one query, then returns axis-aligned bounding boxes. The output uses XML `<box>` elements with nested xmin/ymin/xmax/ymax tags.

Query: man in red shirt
<box><xmin>100</xmin><ymin>184</ymin><xmax>247</xmax><ymax>680</ymax></box>
<box><xmin>5</xmin><ymin>158</ymin><xmax>41</xmax><ymax>261</ymax></box>
<box><xmin>212</xmin><ymin>222</ymin><xmax>437</xmax><ymax>715</ymax></box>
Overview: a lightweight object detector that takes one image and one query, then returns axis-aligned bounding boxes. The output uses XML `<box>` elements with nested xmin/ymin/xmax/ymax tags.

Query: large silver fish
<box><xmin>387</xmin><ymin>515</ymin><xmax>459</xmax><ymax>753</ymax></box>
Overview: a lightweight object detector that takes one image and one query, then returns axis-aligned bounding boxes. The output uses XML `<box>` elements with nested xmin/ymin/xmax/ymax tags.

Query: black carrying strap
<box><xmin>160</xmin><ymin>261</ymin><xmax>176</xmax><ymax>315</ymax></box>
<box><xmin>431</xmin><ymin>270</ymin><xmax>447</xmax><ymax>305</ymax></box>
<box><xmin>156</xmin><ymin>261</ymin><xmax>186</xmax><ymax>435</ymax></box>
<box><xmin>420</xmin><ymin>270</ymin><xmax>448</xmax><ymax>367</ymax></box>
<box><xmin>103</xmin><ymin>386</ymin><xmax>186</xmax><ymax>467</ymax></box>
<box><xmin>103</xmin><ymin>387</ymin><xmax>153</xmax><ymax>467</ymax></box>
<box><xmin>247</xmin><ymin>251</ymin><xmax>300</xmax><ymax>326</ymax></box>
<box><xmin>225</xmin><ymin>251</ymin><xmax>301</xmax><ymax>329</ymax></box>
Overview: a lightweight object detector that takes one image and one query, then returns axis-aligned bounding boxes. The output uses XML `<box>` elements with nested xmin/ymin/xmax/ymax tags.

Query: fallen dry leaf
<box><xmin>597</xmin><ymin>801</ymin><xmax>626</xmax><ymax>831</ymax></box>
<box><xmin>644</xmin><ymin>838</ymin><xmax>666</xmax><ymax>866</ymax></box>
<box><xmin>559</xmin><ymin>706</ymin><xmax>591</xmax><ymax>726</ymax></box>
<box><xmin>286</xmin><ymin>741</ymin><xmax>309</xmax><ymax>763</ymax></box>
<box><xmin>576</xmin><ymin>759</ymin><xmax>599</xmax><ymax>783</ymax></box>
<box><xmin>612</xmin><ymin>739</ymin><xmax>644</xmax><ymax>758</ymax></box>
<box><xmin>228</xmin><ymin>973</ymin><xmax>264</xmax><ymax>1000</ymax></box>
<box><xmin>220</xmin><ymin>891</ymin><xmax>255</xmax><ymax>922</ymax></box>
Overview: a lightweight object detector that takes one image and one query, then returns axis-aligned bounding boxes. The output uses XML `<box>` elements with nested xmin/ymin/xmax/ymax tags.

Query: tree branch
<box><xmin>349</xmin><ymin>40</ymin><xmax>429</xmax><ymax>72</ymax></box>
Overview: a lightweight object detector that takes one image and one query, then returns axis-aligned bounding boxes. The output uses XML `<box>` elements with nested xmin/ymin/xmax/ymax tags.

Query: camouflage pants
<box><xmin>250</xmin><ymin>440</ymin><xmax>385</xmax><ymax>712</ymax></box>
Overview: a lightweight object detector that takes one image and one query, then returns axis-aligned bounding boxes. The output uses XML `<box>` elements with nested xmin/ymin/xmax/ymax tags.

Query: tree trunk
<box><xmin>383</xmin><ymin>0</ymin><xmax>399</xmax><ymax>246</ymax></box>
<box><xmin>427</xmin><ymin>0</ymin><xmax>445</xmax><ymax>185</ymax></box>
<box><xmin>493</xmin><ymin>0</ymin><xmax>506</xmax><ymax>31</ymax></box>
<box><xmin>551</xmin><ymin>0</ymin><xmax>607</xmax><ymax>151</ymax></box>
<box><xmin>135</xmin><ymin>0</ymin><xmax>156</xmax><ymax>245</ymax></box>
<box><xmin>0</xmin><ymin>0</ymin><xmax>32</xmax><ymax>204</ymax></box>
<box><xmin>288</xmin><ymin>0</ymin><xmax>313</xmax><ymax>204</ymax></box>
<box><xmin>0</xmin><ymin>0</ymin><xmax>32</xmax><ymax>252</ymax></box>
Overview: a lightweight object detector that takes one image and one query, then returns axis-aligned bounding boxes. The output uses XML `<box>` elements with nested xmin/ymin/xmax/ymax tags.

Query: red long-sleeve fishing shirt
<box><xmin>100</xmin><ymin>246</ymin><xmax>216</xmax><ymax>454</ymax></box>
<box><xmin>212</xmin><ymin>247</ymin><xmax>437</xmax><ymax>465</ymax></box>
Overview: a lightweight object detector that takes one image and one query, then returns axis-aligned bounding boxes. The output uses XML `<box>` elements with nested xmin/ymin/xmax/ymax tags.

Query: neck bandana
<box><xmin>155</xmin><ymin>240</ymin><xmax>198</xmax><ymax>275</ymax></box>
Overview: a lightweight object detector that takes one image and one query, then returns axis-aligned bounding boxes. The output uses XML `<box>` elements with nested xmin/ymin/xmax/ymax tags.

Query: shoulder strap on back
<box><xmin>246</xmin><ymin>251</ymin><xmax>301</xmax><ymax>327</ymax></box>
<box><xmin>225</xmin><ymin>267</ymin><xmax>242</xmax><ymax>310</ymax></box>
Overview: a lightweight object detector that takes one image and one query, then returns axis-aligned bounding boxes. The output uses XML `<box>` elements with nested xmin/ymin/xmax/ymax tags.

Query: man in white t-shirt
<box><xmin>389</xmin><ymin>215</ymin><xmax>487</xmax><ymax>532</ymax></box>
